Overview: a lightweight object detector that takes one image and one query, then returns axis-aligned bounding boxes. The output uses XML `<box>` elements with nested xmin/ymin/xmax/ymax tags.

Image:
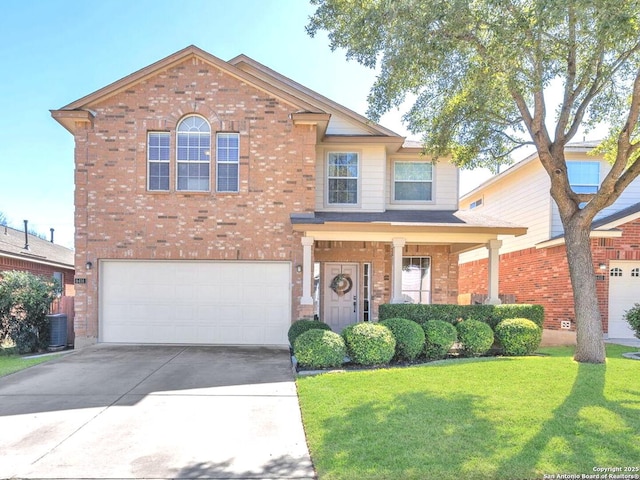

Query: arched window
<box><xmin>610</xmin><ymin>267</ymin><xmax>623</xmax><ymax>277</ymax></box>
<box><xmin>632</xmin><ymin>268</ymin><xmax>640</xmax><ymax>278</ymax></box>
<box><xmin>177</xmin><ymin>116</ymin><xmax>210</xmax><ymax>191</ymax></box>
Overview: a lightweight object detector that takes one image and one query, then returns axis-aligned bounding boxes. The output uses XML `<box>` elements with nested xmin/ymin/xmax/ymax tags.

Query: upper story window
<box><xmin>394</xmin><ymin>161</ymin><xmax>433</xmax><ymax>202</ymax></box>
<box><xmin>567</xmin><ymin>161</ymin><xmax>599</xmax><ymax>194</ymax></box>
<box><xmin>177</xmin><ymin>116</ymin><xmax>210</xmax><ymax>191</ymax></box>
<box><xmin>147</xmin><ymin>132</ymin><xmax>170</xmax><ymax>191</ymax></box>
<box><xmin>328</xmin><ymin>152</ymin><xmax>358</xmax><ymax>204</ymax></box>
<box><xmin>217</xmin><ymin>133</ymin><xmax>239</xmax><ymax>193</ymax></box>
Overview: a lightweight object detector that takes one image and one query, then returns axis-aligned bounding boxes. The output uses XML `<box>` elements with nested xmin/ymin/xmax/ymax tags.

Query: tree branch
<box><xmin>555</xmin><ymin>3</ymin><xmax>577</xmax><ymax>142</ymax></box>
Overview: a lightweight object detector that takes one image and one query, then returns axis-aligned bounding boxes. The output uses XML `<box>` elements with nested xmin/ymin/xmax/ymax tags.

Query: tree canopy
<box><xmin>308</xmin><ymin>0</ymin><xmax>640</xmax><ymax>363</ymax></box>
<box><xmin>308</xmin><ymin>0</ymin><xmax>640</xmax><ymax>173</ymax></box>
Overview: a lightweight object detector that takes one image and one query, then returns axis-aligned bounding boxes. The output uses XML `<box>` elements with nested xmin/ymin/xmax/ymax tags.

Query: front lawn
<box><xmin>0</xmin><ymin>351</ymin><xmax>57</xmax><ymax>377</ymax></box>
<box><xmin>296</xmin><ymin>345</ymin><xmax>640</xmax><ymax>480</ymax></box>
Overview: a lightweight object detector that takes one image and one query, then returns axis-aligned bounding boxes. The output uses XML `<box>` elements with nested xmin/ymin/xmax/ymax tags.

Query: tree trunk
<box><xmin>563</xmin><ymin>220</ymin><xmax>606</xmax><ymax>363</ymax></box>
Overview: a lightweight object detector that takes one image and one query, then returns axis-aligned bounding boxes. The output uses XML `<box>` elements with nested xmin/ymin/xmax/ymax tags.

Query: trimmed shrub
<box><xmin>379</xmin><ymin>303</ymin><xmax>544</xmax><ymax>329</ymax></box>
<box><xmin>0</xmin><ymin>270</ymin><xmax>58</xmax><ymax>353</ymax></box>
<box><xmin>288</xmin><ymin>319</ymin><xmax>332</xmax><ymax>347</ymax></box>
<box><xmin>342</xmin><ymin>323</ymin><xmax>396</xmax><ymax>366</ymax></box>
<box><xmin>456</xmin><ymin>319</ymin><xmax>494</xmax><ymax>357</ymax></box>
<box><xmin>495</xmin><ymin>318</ymin><xmax>542</xmax><ymax>356</ymax></box>
<box><xmin>624</xmin><ymin>303</ymin><xmax>640</xmax><ymax>339</ymax></box>
<box><xmin>492</xmin><ymin>304</ymin><xmax>544</xmax><ymax>329</ymax></box>
<box><xmin>422</xmin><ymin>320</ymin><xmax>457</xmax><ymax>360</ymax></box>
<box><xmin>294</xmin><ymin>329</ymin><xmax>346</xmax><ymax>369</ymax></box>
<box><xmin>380</xmin><ymin>317</ymin><xmax>425</xmax><ymax>361</ymax></box>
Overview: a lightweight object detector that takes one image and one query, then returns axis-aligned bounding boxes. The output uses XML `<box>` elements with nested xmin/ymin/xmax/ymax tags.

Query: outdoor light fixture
<box><xmin>86</xmin><ymin>261</ymin><xmax>93</xmax><ymax>270</ymax></box>
<box><xmin>296</xmin><ymin>265</ymin><xmax>303</xmax><ymax>273</ymax></box>
<box><xmin>599</xmin><ymin>263</ymin><xmax>607</xmax><ymax>270</ymax></box>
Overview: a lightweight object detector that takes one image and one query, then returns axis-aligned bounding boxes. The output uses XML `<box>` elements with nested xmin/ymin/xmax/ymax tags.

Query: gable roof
<box><xmin>51</xmin><ymin>45</ymin><xmax>403</xmax><ymax>141</ymax></box>
<box><xmin>592</xmin><ymin>201</ymin><xmax>640</xmax><ymax>230</ymax></box>
<box><xmin>460</xmin><ymin>141</ymin><xmax>603</xmax><ymax>201</ymax></box>
<box><xmin>0</xmin><ymin>225</ymin><xmax>74</xmax><ymax>270</ymax></box>
<box><xmin>534</xmin><ymin>201</ymin><xmax>640</xmax><ymax>249</ymax></box>
<box><xmin>228</xmin><ymin>54</ymin><xmax>400</xmax><ymax>137</ymax></box>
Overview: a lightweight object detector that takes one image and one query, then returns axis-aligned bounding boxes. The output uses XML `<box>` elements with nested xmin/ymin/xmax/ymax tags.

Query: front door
<box><xmin>324</xmin><ymin>263</ymin><xmax>359</xmax><ymax>333</ymax></box>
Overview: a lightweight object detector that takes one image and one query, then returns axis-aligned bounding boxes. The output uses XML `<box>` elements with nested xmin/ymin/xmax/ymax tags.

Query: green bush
<box><xmin>422</xmin><ymin>320</ymin><xmax>457</xmax><ymax>360</ymax></box>
<box><xmin>294</xmin><ymin>329</ymin><xmax>346</xmax><ymax>369</ymax></box>
<box><xmin>493</xmin><ymin>304</ymin><xmax>544</xmax><ymax>329</ymax></box>
<box><xmin>288</xmin><ymin>319</ymin><xmax>332</xmax><ymax>347</ymax></box>
<box><xmin>456</xmin><ymin>319</ymin><xmax>494</xmax><ymax>357</ymax></box>
<box><xmin>342</xmin><ymin>323</ymin><xmax>396</xmax><ymax>366</ymax></box>
<box><xmin>0</xmin><ymin>271</ymin><xmax>58</xmax><ymax>353</ymax></box>
<box><xmin>379</xmin><ymin>303</ymin><xmax>544</xmax><ymax>329</ymax></box>
<box><xmin>380</xmin><ymin>317</ymin><xmax>425</xmax><ymax>361</ymax></box>
<box><xmin>495</xmin><ymin>318</ymin><xmax>542</xmax><ymax>356</ymax></box>
<box><xmin>624</xmin><ymin>303</ymin><xmax>640</xmax><ymax>339</ymax></box>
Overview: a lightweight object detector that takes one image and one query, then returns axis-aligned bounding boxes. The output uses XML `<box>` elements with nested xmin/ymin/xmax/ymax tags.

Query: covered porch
<box><xmin>291</xmin><ymin>211</ymin><xmax>526</xmax><ymax>331</ymax></box>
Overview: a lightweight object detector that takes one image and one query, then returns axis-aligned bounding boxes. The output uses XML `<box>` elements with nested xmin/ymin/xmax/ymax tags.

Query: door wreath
<box><xmin>330</xmin><ymin>273</ymin><xmax>353</xmax><ymax>296</ymax></box>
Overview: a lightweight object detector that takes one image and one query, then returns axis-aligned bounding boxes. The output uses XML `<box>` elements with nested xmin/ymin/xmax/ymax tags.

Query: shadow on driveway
<box><xmin>0</xmin><ymin>345</ymin><xmax>314</xmax><ymax>479</ymax></box>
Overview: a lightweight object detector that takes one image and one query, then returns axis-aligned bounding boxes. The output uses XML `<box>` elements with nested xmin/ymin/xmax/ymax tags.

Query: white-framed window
<box><xmin>327</xmin><ymin>152</ymin><xmax>358</xmax><ymax>204</ymax></box>
<box><xmin>363</xmin><ymin>263</ymin><xmax>371</xmax><ymax>321</ymax></box>
<box><xmin>401</xmin><ymin>257</ymin><xmax>431</xmax><ymax>304</ymax></box>
<box><xmin>567</xmin><ymin>161</ymin><xmax>599</xmax><ymax>194</ymax></box>
<box><xmin>177</xmin><ymin>115</ymin><xmax>210</xmax><ymax>191</ymax></box>
<box><xmin>216</xmin><ymin>133</ymin><xmax>239</xmax><ymax>192</ymax></box>
<box><xmin>52</xmin><ymin>272</ymin><xmax>63</xmax><ymax>297</ymax></box>
<box><xmin>147</xmin><ymin>132</ymin><xmax>170</xmax><ymax>191</ymax></box>
<box><xmin>394</xmin><ymin>161</ymin><xmax>433</xmax><ymax>202</ymax></box>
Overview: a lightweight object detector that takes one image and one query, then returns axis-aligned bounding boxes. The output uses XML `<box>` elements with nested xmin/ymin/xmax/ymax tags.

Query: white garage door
<box><xmin>608</xmin><ymin>260</ymin><xmax>640</xmax><ymax>339</ymax></box>
<box><xmin>100</xmin><ymin>261</ymin><xmax>291</xmax><ymax>345</ymax></box>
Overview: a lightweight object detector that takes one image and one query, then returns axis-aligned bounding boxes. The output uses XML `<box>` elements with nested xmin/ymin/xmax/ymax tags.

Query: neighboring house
<box><xmin>51</xmin><ymin>45</ymin><xmax>524</xmax><ymax>348</ymax></box>
<box><xmin>459</xmin><ymin>142</ymin><xmax>640</xmax><ymax>340</ymax></box>
<box><xmin>0</xmin><ymin>224</ymin><xmax>76</xmax><ymax>345</ymax></box>
<box><xmin>0</xmin><ymin>224</ymin><xmax>75</xmax><ymax>296</ymax></box>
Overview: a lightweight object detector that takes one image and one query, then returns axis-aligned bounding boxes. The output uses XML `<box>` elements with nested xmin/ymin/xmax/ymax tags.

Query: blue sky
<box><xmin>0</xmin><ymin>1</ymin><xmax>598</xmax><ymax>250</ymax></box>
<box><xmin>2</xmin><ymin>0</ymin><xmax>422</xmax><ymax>248</ymax></box>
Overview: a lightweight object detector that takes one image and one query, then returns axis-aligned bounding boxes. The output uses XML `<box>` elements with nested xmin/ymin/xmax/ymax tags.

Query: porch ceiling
<box><xmin>291</xmin><ymin>210</ymin><xmax>527</xmax><ymax>254</ymax></box>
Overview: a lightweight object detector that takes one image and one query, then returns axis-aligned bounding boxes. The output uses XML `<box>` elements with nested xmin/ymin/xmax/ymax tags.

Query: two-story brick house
<box><xmin>459</xmin><ymin>142</ymin><xmax>640</xmax><ymax>341</ymax></box>
<box><xmin>52</xmin><ymin>45</ymin><xmax>524</xmax><ymax>348</ymax></box>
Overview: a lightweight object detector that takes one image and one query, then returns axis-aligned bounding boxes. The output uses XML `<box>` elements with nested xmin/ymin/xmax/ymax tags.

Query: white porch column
<box><xmin>485</xmin><ymin>239</ymin><xmax>503</xmax><ymax>305</ymax></box>
<box><xmin>391</xmin><ymin>237</ymin><xmax>406</xmax><ymax>304</ymax></box>
<box><xmin>301</xmin><ymin>236</ymin><xmax>314</xmax><ymax>305</ymax></box>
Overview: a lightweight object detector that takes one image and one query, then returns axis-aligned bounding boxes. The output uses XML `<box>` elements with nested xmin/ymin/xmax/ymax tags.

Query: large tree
<box><xmin>308</xmin><ymin>0</ymin><xmax>640</xmax><ymax>363</ymax></box>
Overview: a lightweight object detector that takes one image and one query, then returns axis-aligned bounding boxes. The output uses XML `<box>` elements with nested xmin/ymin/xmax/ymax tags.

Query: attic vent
<box><xmin>470</xmin><ymin>198</ymin><xmax>483</xmax><ymax>209</ymax></box>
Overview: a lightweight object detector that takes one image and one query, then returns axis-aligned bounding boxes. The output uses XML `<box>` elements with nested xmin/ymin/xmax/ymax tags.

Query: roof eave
<box><xmin>0</xmin><ymin>251</ymin><xmax>74</xmax><ymax>270</ymax></box>
<box><xmin>53</xmin><ymin>45</ymin><xmax>321</xmax><ymax>115</ymax></box>
<box><xmin>50</xmin><ymin>109</ymin><xmax>94</xmax><ymax>134</ymax></box>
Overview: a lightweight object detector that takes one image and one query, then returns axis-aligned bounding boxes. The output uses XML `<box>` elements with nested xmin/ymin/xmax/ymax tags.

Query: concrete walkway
<box><xmin>0</xmin><ymin>345</ymin><xmax>315</xmax><ymax>479</ymax></box>
<box><xmin>606</xmin><ymin>337</ymin><xmax>640</xmax><ymax>347</ymax></box>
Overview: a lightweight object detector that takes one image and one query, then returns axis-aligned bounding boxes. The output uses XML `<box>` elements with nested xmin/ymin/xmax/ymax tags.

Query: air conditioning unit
<box><xmin>47</xmin><ymin>314</ymin><xmax>68</xmax><ymax>348</ymax></box>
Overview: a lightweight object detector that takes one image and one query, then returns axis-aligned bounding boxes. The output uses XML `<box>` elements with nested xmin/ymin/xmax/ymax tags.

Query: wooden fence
<box><xmin>50</xmin><ymin>296</ymin><xmax>75</xmax><ymax>347</ymax></box>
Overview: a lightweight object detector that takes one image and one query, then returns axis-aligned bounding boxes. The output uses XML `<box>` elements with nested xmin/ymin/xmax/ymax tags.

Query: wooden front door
<box><xmin>324</xmin><ymin>263</ymin><xmax>358</xmax><ymax>333</ymax></box>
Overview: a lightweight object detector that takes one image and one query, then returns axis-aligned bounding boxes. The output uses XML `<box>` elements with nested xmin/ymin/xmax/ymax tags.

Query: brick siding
<box><xmin>459</xmin><ymin>217</ymin><xmax>640</xmax><ymax>332</ymax></box>
<box><xmin>72</xmin><ymin>57</ymin><xmax>317</xmax><ymax>344</ymax></box>
<box><xmin>0</xmin><ymin>257</ymin><xmax>75</xmax><ymax>297</ymax></box>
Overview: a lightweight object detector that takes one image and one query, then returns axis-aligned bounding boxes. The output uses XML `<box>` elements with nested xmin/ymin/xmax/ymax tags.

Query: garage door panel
<box><xmin>608</xmin><ymin>261</ymin><xmax>640</xmax><ymax>339</ymax></box>
<box><xmin>101</xmin><ymin>261</ymin><xmax>291</xmax><ymax>345</ymax></box>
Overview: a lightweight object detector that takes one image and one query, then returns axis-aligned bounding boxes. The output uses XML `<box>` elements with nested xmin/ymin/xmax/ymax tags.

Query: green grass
<box><xmin>296</xmin><ymin>345</ymin><xmax>640</xmax><ymax>480</ymax></box>
<box><xmin>0</xmin><ymin>351</ymin><xmax>57</xmax><ymax>377</ymax></box>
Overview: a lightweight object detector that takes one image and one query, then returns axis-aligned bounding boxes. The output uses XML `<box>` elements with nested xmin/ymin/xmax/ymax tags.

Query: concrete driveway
<box><xmin>0</xmin><ymin>345</ymin><xmax>315</xmax><ymax>479</ymax></box>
